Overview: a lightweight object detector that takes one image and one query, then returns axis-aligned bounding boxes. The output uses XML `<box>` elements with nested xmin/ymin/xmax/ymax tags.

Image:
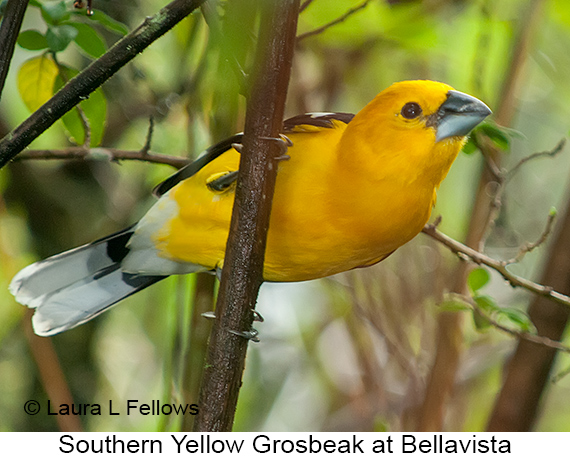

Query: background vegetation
<box><xmin>1</xmin><ymin>0</ymin><xmax>570</xmax><ymax>431</ymax></box>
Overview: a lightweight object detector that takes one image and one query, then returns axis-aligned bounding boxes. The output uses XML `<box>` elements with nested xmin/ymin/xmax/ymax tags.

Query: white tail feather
<box><xmin>10</xmin><ymin>231</ymin><xmax>164</xmax><ymax>336</ymax></box>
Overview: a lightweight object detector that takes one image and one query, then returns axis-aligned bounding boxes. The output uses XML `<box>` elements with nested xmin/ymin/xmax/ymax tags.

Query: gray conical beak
<box><xmin>435</xmin><ymin>90</ymin><xmax>492</xmax><ymax>142</ymax></box>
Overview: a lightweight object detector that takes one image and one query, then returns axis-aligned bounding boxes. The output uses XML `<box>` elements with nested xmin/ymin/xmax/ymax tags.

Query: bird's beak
<box><xmin>435</xmin><ymin>90</ymin><xmax>492</xmax><ymax>142</ymax></box>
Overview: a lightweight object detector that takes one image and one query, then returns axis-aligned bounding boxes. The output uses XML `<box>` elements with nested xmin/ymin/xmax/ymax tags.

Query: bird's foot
<box><xmin>252</xmin><ymin>309</ymin><xmax>264</xmax><ymax>322</ymax></box>
<box><xmin>228</xmin><ymin>328</ymin><xmax>260</xmax><ymax>342</ymax></box>
<box><xmin>260</xmin><ymin>134</ymin><xmax>293</xmax><ymax>161</ymax></box>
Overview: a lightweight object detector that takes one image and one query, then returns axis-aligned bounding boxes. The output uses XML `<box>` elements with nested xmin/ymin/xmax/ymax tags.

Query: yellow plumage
<box><xmin>10</xmin><ymin>80</ymin><xmax>491</xmax><ymax>335</ymax></box>
<box><xmin>152</xmin><ymin>80</ymin><xmax>475</xmax><ymax>281</ymax></box>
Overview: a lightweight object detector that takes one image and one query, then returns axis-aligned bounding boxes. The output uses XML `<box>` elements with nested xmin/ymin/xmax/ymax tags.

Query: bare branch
<box><xmin>506</xmin><ymin>138</ymin><xmax>566</xmax><ymax>180</ymax></box>
<box><xmin>551</xmin><ymin>365</ymin><xmax>570</xmax><ymax>383</ymax></box>
<box><xmin>296</xmin><ymin>0</ymin><xmax>371</xmax><ymax>42</ymax></box>
<box><xmin>448</xmin><ymin>293</ymin><xmax>570</xmax><ymax>354</ymax></box>
<box><xmin>53</xmin><ymin>55</ymin><xmax>92</xmax><ymax>147</ymax></box>
<box><xmin>478</xmin><ymin>138</ymin><xmax>565</xmax><ymax>252</ymax></box>
<box><xmin>506</xmin><ymin>210</ymin><xmax>557</xmax><ymax>265</ymax></box>
<box><xmin>15</xmin><ymin>147</ymin><xmax>189</xmax><ymax>168</ymax></box>
<box><xmin>140</xmin><ymin>117</ymin><xmax>155</xmax><ymax>155</ymax></box>
<box><xmin>422</xmin><ymin>223</ymin><xmax>570</xmax><ymax>309</ymax></box>
<box><xmin>0</xmin><ymin>0</ymin><xmax>29</xmax><ymax>100</ymax></box>
<box><xmin>477</xmin><ymin>136</ymin><xmax>503</xmax><ymax>182</ymax></box>
<box><xmin>299</xmin><ymin>0</ymin><xmax>316</xmax><ymax>13</ymax></box>
<box><xmin>0</xmin><ymin>0</ymin><xmax>207</xmax><ymax>168</ymax></box>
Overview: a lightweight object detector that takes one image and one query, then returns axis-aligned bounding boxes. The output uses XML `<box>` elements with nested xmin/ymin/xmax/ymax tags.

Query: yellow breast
<box><xmin>145</xmin><ymin>80</ymin><xmax>483</xmax><ymax>282</ymax></box>
<box><xmin>151</xmin><ymin>123</ymin><xmax>455</xmax><ymax>282</ymax></box>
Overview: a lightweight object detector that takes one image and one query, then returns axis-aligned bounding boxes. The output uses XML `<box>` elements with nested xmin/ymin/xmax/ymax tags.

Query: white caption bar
<box><xmin>0</xmin><ymin>432</ymin><xmax>559</xmax><ymax>456</ymax></box>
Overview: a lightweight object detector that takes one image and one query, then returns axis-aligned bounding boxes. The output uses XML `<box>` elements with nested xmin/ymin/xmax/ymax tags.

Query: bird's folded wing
<box><xmin>153</xmin><ymin>113</ymin><xmax>355</xmax><ymax>197</ymax></box>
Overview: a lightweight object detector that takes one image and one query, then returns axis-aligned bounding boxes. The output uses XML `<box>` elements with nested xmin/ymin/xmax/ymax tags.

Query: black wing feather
<box><xmin>283</xmin><ymin>112</ymin><xmax>354</xmax><ymax>131</ymax></box>
<box><xmin>153</xmin><ymin>113</ymin><xmax>354</xmax><ymax>196</ymax></box>
<box><xmin>153</xmin><ymin>134</ymin><xmax>243</xmax><ymax>197</ymax></box>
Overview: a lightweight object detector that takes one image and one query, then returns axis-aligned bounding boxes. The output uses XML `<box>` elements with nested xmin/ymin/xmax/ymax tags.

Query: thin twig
<box><xmin>477</xmin><ymin>135</ymin><xmax>503</xmax><ymax>182</ymax></box>
<box><xmin>53</xmin><ymin>54</ymin><xmax>93</xmax><ymax>147</ymax></box>
<box><xmin>506</xmin><ymin>138</ymin><xmax>566</xmax><ymax>180</ymax></box>
<box><xmin>476</xmin><ymin>134</ymin><xmax>506</xmax><ymax>251</ymax></box>
<box><xmin>551</xmin><ymin>365</ymin><xmax>570</xmax><ymax>383</ymax></box>
<box><xmin>448</xmin><ymin>293</ymin><xmax>570</xmax><ymax>354</ymax></box>
<box><xmin>0</xmin><ymin>0</ymin><xmax>207</xmax><ymax>168</ymax></box>
<box><xmin>296</xmin><ymin>0</ymin><xmax>371</xmax><ymax>41</ymax></box>
<box><xmin>140</xmin><ymin>117</ymin><xmax>155</xmax><ymax>155</ymax></box>
<box><xmin>299</xmin><ymin>0</ymin><xmax>316</xmax><ymax>13</ymax></box>
<box><xmin>422</xmin><ymin>223</ymin><xmax>570</xmax><ymax>309</ymax></box>
<box><xmin>15</xmin><ymin>147</ymin><xmax>189</xmax><ymax>168</ymax></box>
<box><xmin>478</xmin><ymin>138</ymin><xmax>565</xmax><ymax>251</ymax></box>
<box><xmin>506</xmin><ymin>210</ymin><xmax>557</xmax><ymax>264</ymax></box>
<box><xmin>78</xmin><ymin>107</ymin><xmax>92</xmax><ymax>147</ymax></box>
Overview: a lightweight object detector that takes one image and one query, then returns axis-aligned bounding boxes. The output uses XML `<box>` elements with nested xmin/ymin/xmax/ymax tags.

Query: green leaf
<box><xmin>17</xmin><ymin>54</ymin><xmax>59</xmax><ymax>111</ymax></box>
<box><xmin>497</xmin><ymin>308</ymin><xmax>537</xmax><ymax>333</ymax></box>
<box><xmin>478</xmin><ymin>123</ymin><xmax>510</xmax><ymax>151</ymax></box>
<box><xmin>473</xmin><ymin>295</ymin><xmax>498</xmax><ymax>314</ymax></box>
<box><xmin>549</xmin><ymin>206</ymin><xmax>558</xmax><ymax>217</ymax></box>
<box><xmin>54</xmin><ymin>67</ymin><xmax>107</xmax><ymax>146</ymax></box>
<box><xmin>468</xmin><ymin>267</ymin><xmax>490</xmax><ymax>294</ymax></box>
<box><xmin>438</xmin><ymin>299</ymin><xmax>471</xmax><ymax>312</ymax></box>
<box><xmin>472</xmin><ymin>309</ymin><xmax>492</xmax><ymax>331</ymax></box>
<box><xmin>67</xmin><ymin>22</ymin><xmax>107</xmax><ymax>58</ymax></box>
<box><xmin>73</xmin><ymin>9</ymin><xmax>129</xmax><ymax>35</ymax></box>
<box><xmin>41</xmin><ymin>0</ymin><xmax>70</xmax><ymax>25</ymax></box>
<box><xmin>17</xmin><ymin>30</ymin><xmax>49</xmax><ymax>51</ymax></box>
<box><xmin>462</xmin><ymin>136</ymin><xmax>479</xmax><ymax>155</ymax></box>
<box><xmin>46</xmin><ymin>25</ymin><xmax>78</xmax><ymax>53</ymax></box>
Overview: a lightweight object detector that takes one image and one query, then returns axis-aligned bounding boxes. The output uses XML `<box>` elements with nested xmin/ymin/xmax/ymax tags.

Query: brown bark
<box><xmin>193</xmin><ymin>0</ymin><xmax>300</xmax><ymax>432</ymax></box>
<box><xmin>487</xmin><ymin>189</ymin><xmax>570</xmax><ymax>431</ymax></box>
<box><xmin>0</xmin><ymin>0</ymin><xmax>207</xmax><ymax>168</ymax></box>
<box><xmin>0</xmin><ymin>0</ymin><xmax>29</xmax><ymax>100</ymax></box>
<box><xmin>24</xmin><ymin>310</ymin><xmax>83</xmax><ymax>432</ymax></box>
<box><xmin>417</xmin><ymin>0</ymin><xmax>546</xmax><ymax>431</ymax></box>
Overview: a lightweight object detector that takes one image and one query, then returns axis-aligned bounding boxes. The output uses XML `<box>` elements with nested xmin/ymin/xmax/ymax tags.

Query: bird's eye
<box><xmin>400</xmin><ymin>102</ymin><xmax>422</xmax><ymax>119</ymax></box>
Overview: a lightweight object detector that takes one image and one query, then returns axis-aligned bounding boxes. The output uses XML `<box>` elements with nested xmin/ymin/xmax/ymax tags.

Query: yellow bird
<box><xmin>10</xmin><ymin>80</ymin><xmax>491</xmax><ymax>336</ymax></box>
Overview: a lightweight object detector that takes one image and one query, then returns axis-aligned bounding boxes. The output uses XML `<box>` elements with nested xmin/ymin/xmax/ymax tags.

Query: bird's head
<box><xmin>341</xmin><ymin>80</ymin><xmax>491</xmax><ymax>185</ymax></box>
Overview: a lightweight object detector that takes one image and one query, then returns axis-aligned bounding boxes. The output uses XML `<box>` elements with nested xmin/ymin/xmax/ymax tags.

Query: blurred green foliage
<box><xmin>1</xmin><ymin>0</ymin><xmax>570</xmax><ymax>432</ymax></box>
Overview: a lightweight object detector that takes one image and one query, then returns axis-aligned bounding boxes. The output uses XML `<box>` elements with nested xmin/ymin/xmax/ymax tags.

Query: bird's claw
<box><xmin>228</xmin><ymin>328</ymin><xmax>260</xmax><ymax>342</ymax></box>
<box><xmin>233</xmin><ymin>135</ymin><xmax>292</xmax><ymax>161</ymax></box>
<box><xmin>252</xmin><ymin>309</ymin><xmax>264</xmax><ymax>322</ymax></box>
<box><xmin>260</xmin><ymin>134</ymin><xmax>293</xmax><ymax>161</ymax></box>
<box><xmin>201</xmin><ymin>311</ymin><xmax>216</xmax><ymax>320</ymax></box>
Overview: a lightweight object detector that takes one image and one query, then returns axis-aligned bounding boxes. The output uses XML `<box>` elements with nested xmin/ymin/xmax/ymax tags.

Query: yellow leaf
<box><xmin>17</xmin><ymin>54</ymin><xmax>59</xmax><ymax>112</ymax></box>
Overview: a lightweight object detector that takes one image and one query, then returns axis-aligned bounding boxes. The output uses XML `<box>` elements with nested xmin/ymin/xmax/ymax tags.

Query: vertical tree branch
<box><xmin>486</xmin><ymin>190</ymin><xmax>570</xmax><ymax>431</ymax></box>
<box><xmin>417</xmin><ymin>0</ymin><xmax>546</xmax><ymax>431</ymax></box>
<box><xmin>24</xmin><ymin>310</ymin><xmax>83</xmax><ymax>432</ymax></box>
<box><xmin>483</xmin><ymin>1</ymin><xmax>570</xmax><ymax>430</ymax></box>
<box><xmin>193</xmin><ymin>0</ymin><xmax>300</xmax><ymax>432</ymax></box>
<box><xmin>0</xmin><ymin>0</ymin><xmax>206</xmax><ymax>168</ymax></box>
<box><xmin>0</xmin><ymin>0</ymin><xmax>29</xmax><ymax>100</ymax></box>
<box><xmin>181</xmin><ymin>273</ymin><xmax>216</xmax><ymax>432</ymax></box>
